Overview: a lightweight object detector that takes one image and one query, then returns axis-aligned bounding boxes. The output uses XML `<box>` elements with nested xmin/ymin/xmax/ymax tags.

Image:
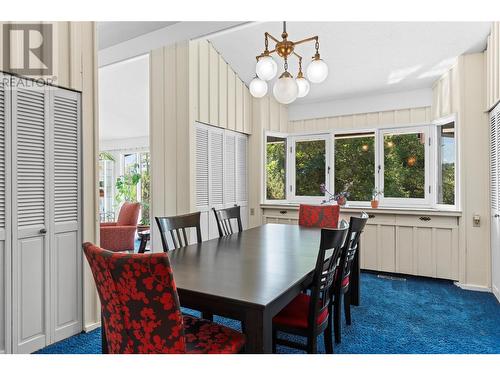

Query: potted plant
<box><xmin>371</xmin><ymin>189</ymin><xmax>383</xmax><ymax>208</ymax></box>
<box><xmin>320</xmin><ymin>182</ymin><xmax>352</xmax><ymax>207</ymax></box>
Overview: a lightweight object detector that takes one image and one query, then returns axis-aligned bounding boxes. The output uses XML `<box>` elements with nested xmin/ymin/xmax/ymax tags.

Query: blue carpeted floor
<box><xmin>35</xmin><ymin>272</ymin><xmax>500</xmax><ymax>354</ymax></box>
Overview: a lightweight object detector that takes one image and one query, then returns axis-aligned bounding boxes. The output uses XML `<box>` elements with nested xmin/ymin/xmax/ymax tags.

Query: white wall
<box><xmin>288</xmin><ymin>88</ymin><xmax>432</xmax><ymax>122</ymax></box>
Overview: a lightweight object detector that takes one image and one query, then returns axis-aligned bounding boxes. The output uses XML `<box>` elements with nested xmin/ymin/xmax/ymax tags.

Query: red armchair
<box><xmin>83</xmin><ymin>242</ymin><xmax>245</xmax><ymax>354</ymax></box>
<box><xmin>100</xmin><ymin>202</ymin><xmax>140</xmax><ymax>251</ymax></box>
<box><xmin>298</xmin><ymin>204</ymin><xmax>340</xmax><ymax>228</ymax></box>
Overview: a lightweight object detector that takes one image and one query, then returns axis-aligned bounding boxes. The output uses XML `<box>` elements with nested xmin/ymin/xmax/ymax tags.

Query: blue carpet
<box><xmin>35</xmin><ymin>272</ymin><xmax>500</xmax><ymax>354</ymax></box>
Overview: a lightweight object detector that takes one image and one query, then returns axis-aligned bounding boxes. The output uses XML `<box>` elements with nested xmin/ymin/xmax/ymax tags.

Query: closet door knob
<box><xmin>39</xmin><ymin>228</ymin><xmax>47</xmax><ymax>234</ymax></box>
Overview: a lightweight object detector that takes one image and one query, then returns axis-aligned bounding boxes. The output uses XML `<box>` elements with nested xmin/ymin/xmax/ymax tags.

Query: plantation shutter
<box><xmin>209</xmin><ymin>129</ymin><xmax>224</xmax><ymax>206</ymax></box>
<box><xmin>0</xmin><ymin>79</ymin><xmax>6</xmax><ymax>229</ymax></box>
<box><xmin>16</xmin><ymin>87</ymin><xmax>46</xmax><ymax>227</ymax></box>
<box><xmin>196</xmin><ymin>125</ymin><xmax>209</xmax><ymax>207</ymax></box>
<box><xmin>236</xmin><ymin>135</ymin><xmax>247</xmax><ymax>203</ymax></box>
<box><xmin>224</xmin><ymin>133</ymin><xmax>236</xmax><ymax>204</ymax></box>
<box><xmin>53</xmin><ymin>92</ymin><xmax>79</xmax><ymax>223</ymax></box>
<box><xmin>492</xmin><ymin>108</ymin><xmax>498</xmax><ymax>211</ymax></box>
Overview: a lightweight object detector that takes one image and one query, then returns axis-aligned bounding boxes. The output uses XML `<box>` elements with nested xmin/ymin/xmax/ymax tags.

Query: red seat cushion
<box><xmin>334</xmin><ymin>268</ymin><xmax>350</xmax><ymax>288</ymax></box>
<box><xmin>183</xmin><ymin>315</ymin><xmax>246</xmax><ymax>354</ymax></box>
<box><xmin>298</xmin><ymin>204</ymin><xmax>339</xmax><ymax>228</ymax></box>
<box><xmin>272</xmin><ymin>293</ymin><xmax>329</xmax><ymax>329</ymax></box>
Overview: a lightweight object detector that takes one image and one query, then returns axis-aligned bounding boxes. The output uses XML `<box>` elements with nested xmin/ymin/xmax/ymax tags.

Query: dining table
<box><xmin>168</xmin><ymin>223</ymin><xmax>361</xmax><ymax>353</ymax></box>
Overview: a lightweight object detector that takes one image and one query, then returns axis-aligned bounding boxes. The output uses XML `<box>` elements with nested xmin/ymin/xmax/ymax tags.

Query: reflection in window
<box><xmin>334</xmin><ymin>132</ymin><xmax>375</xmax><ymax>201</ymax></box>
<box><xmin>266</xmin><ymin>136</ymin><xmax>287</xmax><ymax>200</ymax></box>
<box><xmin>295</xmin><ymin>139</ymin><xmax>326</xmax><ymax>196</ymax></box>
<box><xmin>384</xmin><ymin>132</ymin><xmax>425</xmax><ymax>199</ymax></box>
<box><xmin>437</xmin><ymin>123</ymin><xmax>455</xmax><ymax>205</ymax></box>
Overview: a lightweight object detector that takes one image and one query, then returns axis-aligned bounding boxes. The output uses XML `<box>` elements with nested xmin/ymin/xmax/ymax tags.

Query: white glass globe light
<box><xmin>249</xmin><ymin>77</ymin><xmax>268</xmax><ymax>98</ymax></box>
<box><xmin>273</xmin><ymin>73</ymin><xmax>299</xmax><ymax>104</ymax></box>
<box><xmin>295</xmin><ymin>77</ymin><xmax>310</xmax><ymax>98</ymax></box>
<box><xmin>306</xmin><ymin>58</ymin><xmax>328</xmax><ymax>83</ymax></box>
<box><xmin>256</xmin><ymin>55</ymin><xmax>278</xmax><ymax>81</ymax></box>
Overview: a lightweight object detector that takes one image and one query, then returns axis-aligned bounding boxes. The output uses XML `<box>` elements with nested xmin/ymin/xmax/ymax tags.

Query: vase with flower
<box><xmin>320</xmin><ymin>182</ymin><xmax>352</xmax><ymax>207</ymax></box>
<box><xmin>371</xmin><ymin>189</ymin><xmax>383</xmax><ymax>208</ymax></box>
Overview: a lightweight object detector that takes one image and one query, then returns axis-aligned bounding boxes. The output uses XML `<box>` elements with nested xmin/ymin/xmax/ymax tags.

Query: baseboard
<box><xmin>454</xmin><ymin>281</ymin><xmax>492</xmax><ymax>293</ymax></box>
<box><xmin>493</xmin><ymin>284</ymin><xmax>500</xmax><ymax>302</ymax></box>
<box><xmin>84</xmin><ymin>321</ymin><xmax>101</xmax><ymax>333</ymax></box>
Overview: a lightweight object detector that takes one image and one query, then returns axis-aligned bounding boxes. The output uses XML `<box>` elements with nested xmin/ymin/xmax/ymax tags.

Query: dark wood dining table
<box><xmin>168</xmin><ymin>223</ymin><xmax>361</xmax><ymax>353</ymax></box>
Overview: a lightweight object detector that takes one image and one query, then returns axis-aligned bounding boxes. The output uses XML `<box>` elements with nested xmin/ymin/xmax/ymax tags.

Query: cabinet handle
<box><xmin>494</xmin><ymin>214</ymin><xmax>500</xmax><ymax>218</ymax></box>
<box><xmin>39</xmin><ymin>228</ymin><xmax>47</xmax><ymax>234</ymax></box>
<box><xmin>419</xmin><ymin>216</ymin><xmax>431</xmax><ymax>221</ymax></box>
<box><xmin>279</xmin><ymin>210</ymin><xmax>287</xmax><ymax>214</ymax></box>
<box><xmin>368</xmin><ymin>214</ymin><xmax>375</xmax><ymax>219</ymax></box>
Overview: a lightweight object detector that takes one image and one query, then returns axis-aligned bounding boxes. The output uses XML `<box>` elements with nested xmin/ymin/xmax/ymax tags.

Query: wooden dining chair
<box><xmin>212</xmin><ymin>206</ymin><xmax>243</xmax><ymax>237</ymax></box>
<box><xmin>155</xmin><ymin>212</ymin><xmax>203</xmax><ymax>252</ymax></box>
<box><xmin>272</xmin><ymin>224</ymin><xmax>348</xmax><ymax>354</ymax></box>
<box><xmin>330</xmin><ymin>213</ymin><xmax>369</xmax><ymax>344</ymax></box>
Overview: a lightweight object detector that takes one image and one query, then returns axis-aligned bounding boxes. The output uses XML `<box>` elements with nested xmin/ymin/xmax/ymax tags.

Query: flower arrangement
<box><xmin>320</xmin><ymin>182</ymin><xmax>352</xmax><ymax>206</ymax></box>
<box><xmin>371</xmin><ymin>188</ymin><xmax>383</xmax><ymax>208</ymax></box>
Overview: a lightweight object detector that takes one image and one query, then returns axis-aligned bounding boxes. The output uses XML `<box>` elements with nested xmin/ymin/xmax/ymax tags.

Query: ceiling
<box><xmin>99</xmin><ymin>54</ymin><xmax>149</xmax><ymax>141</ymax></box>
<box><xmin>97</xmin><ymin>21</ymin><xmax>178</xmax><ymax>49</ymax></box>
<box><xmin>209</xmin><ymin>22</ymin><xmax>492</xmax><ymax>104</ymax></box>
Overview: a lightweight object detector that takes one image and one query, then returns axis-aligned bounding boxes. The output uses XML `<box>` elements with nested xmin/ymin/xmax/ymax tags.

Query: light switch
<box><xmin>473</xmin><ymin>214</ymin><xmax>480</xmax><ymax>227</ymax></box>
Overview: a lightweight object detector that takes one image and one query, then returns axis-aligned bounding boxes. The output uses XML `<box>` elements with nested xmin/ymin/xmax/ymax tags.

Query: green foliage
<box><xmin>295</xmin><ymin>140</ymin><xmax>325</xmax><ymax>196</ymax></box>
<box><xmin>384</xmin><ymin>133</ymin><xmax>425</xmax><ymax>198</ymax></box>
<box><xmin>266</xmin><ymin>142</ymin><xmax>286</xmax><ymax>200</ymax></box>
<box><xmin>115</xmin><ymin>164</ymin><xmax>141</xmax><ymax>204</ymax></box>
<box><xmin>441</xmin><ymin>163</ymin><xmax>455</xmax><ymax>205</ymax></box>
<box><xmin>335</xmin><ymin>136</ymin><xmax>375</xmax><ymax>201</ymax></box>
<box><xmin>99</xmin><ymin>151</ymin><xmax>115</xmax><ymax>161</ymax></box>
<box><xmin>140</xmin><ymin>153</ymin><xmax>151</xmax><ymax>225</ymax></box>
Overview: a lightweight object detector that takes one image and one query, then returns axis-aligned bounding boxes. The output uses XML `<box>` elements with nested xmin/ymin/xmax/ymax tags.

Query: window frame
<box><xmin>433</xmin><ymin>114</ymin><xmax>460</xmax><ymax>211</ymax></box>
<box><xmin>263</xmin><ymin>131</ymin><xmax>289</xmax><ymax>204</ymax></box>
<box><xmin>288</xmin><ymin>133</ymin><xmax>331</xmax><ymax>203</ymax></box>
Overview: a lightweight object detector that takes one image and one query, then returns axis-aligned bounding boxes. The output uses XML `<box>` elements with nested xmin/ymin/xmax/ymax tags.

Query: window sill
<box><xmin>260</xmin><ymin>203</ymin><xmax>462</xmax><ymax>217</ymax></box>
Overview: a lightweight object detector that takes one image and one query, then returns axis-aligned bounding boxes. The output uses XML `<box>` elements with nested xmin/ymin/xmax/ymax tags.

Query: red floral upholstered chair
<box><xmin>298</xmin><ymin>204</ymin><xmax>340</xmax><ymax>228</ymax></box>
<box><xmin>83</xmin><ymin>242</ymin><xmax>245</xmax><ymax>354</ymax></box>
<box><xmin>100</xmin><ymin>202</ymin><xmax>141</xmax><ymax>252</ymax></box>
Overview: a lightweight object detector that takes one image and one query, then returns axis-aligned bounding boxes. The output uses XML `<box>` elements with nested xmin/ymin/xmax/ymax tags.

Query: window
<box><xmin>380</xmin><ymin>127</ymin><xmax>430</xmax><ymax>205</ymax></box>
<box><xmin>290</xmin><ymin>135</ymin><xmax>329</xmax><ymax>200</ymax></box>
<box><xmin>334</xmin><ymin>132</ymin><xmax>375</xmax><ymax>202</ymax></box>
<box><xmin>436</xmin><ymin>122</ymin><xmax>456</xmax><ymax>206</ymax></box>
<box><xmin>265</xmin><ymin>135</ymin><xmax>287</xmax><ymax>201</ymax></box>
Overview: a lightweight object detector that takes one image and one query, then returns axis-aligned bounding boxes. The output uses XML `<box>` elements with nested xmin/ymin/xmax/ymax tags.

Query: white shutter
<box><xmin>196</xmin><ymin>125</ymin><xmax>209</xmax><ymax>208</ymax></box>
<box><xmin>16</xmin><ymin>87</ymin><xmax>46</xmax><ymax>227</ymax></box>
<box><xmin>491</xmin><ymin>108</ymin><xmax>498</xmax><ymax>211</ymax></box>
<box><xmin>236</xmin><ymin>135</ymin><xmax>248</xmax><ymax>203</ymax></box>
<box><xmin>0</xmin><ymin>80</ymin><xmax>5</xmax><ymax>229</ymax></box>
<box><xmin>53</xmin><ymin>93</ymin><xmax>79</xmax><ymax>223</ymax></box>
<box><xmin>209</xmin><ymin>129</ymin><xmax>224</xmax><ymax>206</ymax></box>
<box><xmin>224</xmin><ymin>133</ymin><xmax>236</xmax><ymax>204</ymax></box>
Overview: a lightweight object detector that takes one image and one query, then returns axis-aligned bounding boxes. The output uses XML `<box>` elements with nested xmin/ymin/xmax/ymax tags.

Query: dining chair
<box><xmin>155</xmin><ymin>212</ymin><xmax>202</xmax><ymax>252</ymax></box>
<box><xmin>298</xmin><ymin>204</ymin><xmax>340</xmax><ymax>228</ymax></box>
<box><xmin>272</xmin><ymin>224</ymin><xmax>348</xmax><ymax>354</ymax></box>
<box><xmin>82</xmin><ymin>242</ymin><xmax>245</xmax><ymax>354</ymax></box>
<box><xmin>212</xmin><ymin>206</ymin><xmax>243</xmax><ymax>237</ymax></box>
<box><xmin>330</xmin><ymin>213</ymin><xmax>369</xmax><ymax>344</ymax></box>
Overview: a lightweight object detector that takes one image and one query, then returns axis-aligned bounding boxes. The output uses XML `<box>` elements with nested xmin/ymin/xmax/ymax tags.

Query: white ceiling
<box><xmin>97</xmin><ymin>21</ymin><xmax>178</xmax><ymax>49</ymax></box>
<box><xmin>98</xmin><ymin>54</ymin><xmax>149</xmax><ymax>141</ymax></box>
<box><xmin>209</xmin><ymin>22</ymin><xmax>492</xmax><ymax>104</ymax></box>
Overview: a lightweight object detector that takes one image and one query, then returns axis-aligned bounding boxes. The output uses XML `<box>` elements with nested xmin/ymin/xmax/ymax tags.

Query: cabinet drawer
<box><xmin>262</xmin><ymin>208</ymin><xmax>299</xmax><ymax>220</ymax></box>
<box><xmin>396</xmin><ymin>215</ymin><xmax>458</xmax><ymax>228</ymax></box>
<box><xmin>341</xmin><ymin>212</ymin><xmax>396</xmax><ymax>225</ymax></box>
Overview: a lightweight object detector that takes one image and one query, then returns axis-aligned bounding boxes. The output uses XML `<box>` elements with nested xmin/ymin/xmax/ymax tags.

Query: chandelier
<box><xmin>250</xmin><ymin>22</ymin><xmax>328</xmax><ymax>104</ymax></box>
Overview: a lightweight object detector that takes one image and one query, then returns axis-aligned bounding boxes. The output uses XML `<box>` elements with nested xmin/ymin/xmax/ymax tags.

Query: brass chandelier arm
<box><xmin>265</xmin><ymin>32</ymin><xmax>281</xmax><ymax>44</ymax></box>
<box><xmin>293</xmin><ymin>35</ymin><xmax>319</xmax><ymax>47</ymax></box>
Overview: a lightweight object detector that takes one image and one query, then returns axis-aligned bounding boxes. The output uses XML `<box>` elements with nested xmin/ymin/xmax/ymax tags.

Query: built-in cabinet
<box><xmin>262</xmin><ymin>205</ymin><xmax>460</xmax><ymax>280</ymax></box>
<box><xmin>0</xmin><ymin>73</ymin><xmax>82</xmax><ymax>353</ymax></box>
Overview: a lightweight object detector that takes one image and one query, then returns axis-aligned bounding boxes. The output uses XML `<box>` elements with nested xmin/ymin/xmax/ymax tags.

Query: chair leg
<box><xmin>201</xmin><ymin>311</ymin><xmax>213</xmax><ymax>321</ymax></box>
<box><xmin>324</xmin><ymin>323</ymin><xmax>334</xmax><ymax>354</ymax></box>
<box><xmin>334</xmin><ymin>295</ymin><xmax>342</xmax><ymax>344</ymax></box>
<box><xmin>344</xmin><ymin>292</ymin><xmax>352</xmax><ymax>326</ymax></box>
<box><xmin>307</xmin><ymin>335</ymin><xmax>317</xmax><ymax>354</ymax></box>
<box><xmin>272</xmin><ymin>328</ymin><xmax>277</xmax><ymax>353</ymax></box>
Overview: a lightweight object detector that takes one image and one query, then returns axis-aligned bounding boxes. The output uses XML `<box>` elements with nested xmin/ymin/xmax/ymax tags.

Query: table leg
<box><xmin>243</xmin><ymin>309</ymin><xmax>272</xmax><ymax>353</ymax></box>
<box><xmin>138</xmin><ymin>236</ymin><xmax>148</xmax><ymax>253</ymax></box>
<box><xmin>350</xmin><ymin>237</ymin><xmax>361</xmax><ymax>306</ymax></box>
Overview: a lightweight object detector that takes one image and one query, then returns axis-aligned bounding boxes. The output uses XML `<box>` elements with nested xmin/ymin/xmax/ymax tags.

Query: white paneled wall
<box><xmin>486</xmin><ymin>22</ymin><xmax>500</xmax><ymax>111</ymax></box>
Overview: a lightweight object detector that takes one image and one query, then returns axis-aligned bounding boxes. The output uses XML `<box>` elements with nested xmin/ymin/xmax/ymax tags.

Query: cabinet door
<box><xmin>11</xmin><ymin>80</ymin><xmax>50</xmax><ymax>353</ymax></box>
<box><xmin>50</xmin><ymin>88</ymin><xmax>82</xmax><ymax>342</ymax></box>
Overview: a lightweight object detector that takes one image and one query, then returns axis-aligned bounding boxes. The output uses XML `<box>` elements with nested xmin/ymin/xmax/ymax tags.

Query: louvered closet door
<box><xmin>208</xmin><ymin>128</ymin><xmax>224</xmax><ymax>239</ymax></box>
<box><xmin>235</xmin><ymin>134</ymin><xmax>248</xmax><ymax>229</ymax></box>
<box><xmin>11</xmin><ymin>79</ymin><xmax>50</xmax><ymax>353</ymax></box>
<box><xmin>0</xmin><ymin>74</ymin><xmax>12</xmax><ymax>354</ymax></box>
<box><xmin>491</xmin><ymin>104</ymin><xmax>500</xmax><ymax>300</ymax></box>
<box><xmin>195</xmin><ymin>124</ymin><xmax>210</xmax><ymax>240</ymax></box>
<box><xmin>50</xmin><ymin>88</ymin><xmax>82</xmax><ymax>342</ymax></box>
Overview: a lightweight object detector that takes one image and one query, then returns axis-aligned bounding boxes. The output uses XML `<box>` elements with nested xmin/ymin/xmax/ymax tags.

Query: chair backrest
<box><xmin>116</xmin><ymin>202</ymin><xmax>141</xmax><ymax>226</ymax></box>
<box><xmin>298</xmin><ymin>204</ymin><xmax>340</xmax><ymax>228</ymax></box>
<box><xmin>82</xmin><ymin>242</ymin><xmax>186</xmax><ymax>353</ymax></box>
<box><xmin>212</xmin><ymin>206</ymin><xmax>243</xmax><ymax>237</ymax></box>
<box><xmin>155</xmin><ymin>212</ymin><xmax>202</xmax><ymax>251</ymax></box>
<box><xmin>308</xmin><ymin>223</ymin><xmax>349</xmax><ymax>330</ymax></box>
<box><xmin>335</xmin><ymin>212</ymin><xmax>369</xmax><ymax>292</ymax></box>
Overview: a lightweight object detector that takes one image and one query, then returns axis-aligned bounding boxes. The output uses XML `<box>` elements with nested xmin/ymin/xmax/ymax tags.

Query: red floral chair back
<box><xmin>83</xmin><ymin>242</ymin><xmax>186</xmax><ymax>353</ymax></box>
<box><xmin>298</xmin><ymin>204</ymin><xmax>340</xmax><ymax>228</ymax></box>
